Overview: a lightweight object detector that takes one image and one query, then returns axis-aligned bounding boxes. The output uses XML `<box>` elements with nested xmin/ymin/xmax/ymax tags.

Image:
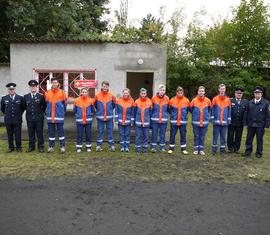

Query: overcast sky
<box><xmin>107</xmin><ymin>0</ymin><xmax>270</xmax><ymax>32</ymax></box>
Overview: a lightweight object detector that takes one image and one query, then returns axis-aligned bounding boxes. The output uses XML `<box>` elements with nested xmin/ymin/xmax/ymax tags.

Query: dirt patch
<box><xmin>0</xmin><ymin>178</ymin><xmax>269</xmax><ymax>235</ymax></box>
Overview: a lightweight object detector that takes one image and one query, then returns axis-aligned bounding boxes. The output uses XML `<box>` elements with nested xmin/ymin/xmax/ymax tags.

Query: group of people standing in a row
<box><xmin>1</xmin><ymin>78</ymin><xmax>270</xmax><ymax>158</ymax></box>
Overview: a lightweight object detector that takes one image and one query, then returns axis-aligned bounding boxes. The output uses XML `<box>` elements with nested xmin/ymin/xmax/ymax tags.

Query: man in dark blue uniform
<box><xmin>1</xmin><ymin>83</ymin><xmax>25</xmax><ymax>152</ymax></box>
<box><xmin>24</xmin><ymin>80</ymin><xmax>46</xmax><ymax>152</ymax></box>
<box><xmin>227</xmin><ymin>87</ymin><xmax>248</xmax><ymax>153</ymax></box>
<box><xmin>243</xmin><ymin>86</ymin><xmax>270</xmax><ymax>158</ymax></box>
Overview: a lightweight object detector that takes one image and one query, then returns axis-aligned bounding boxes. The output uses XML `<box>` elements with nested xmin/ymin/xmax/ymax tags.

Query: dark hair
<box><xmin>101</xmin><ymin>81</ymin><xmax>109</xmax><ymax>86</ymax></box>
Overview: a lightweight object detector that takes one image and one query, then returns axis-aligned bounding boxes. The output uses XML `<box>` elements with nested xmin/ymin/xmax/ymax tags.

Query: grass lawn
<box><xmin>0</xmin><ymin>124</ymin><xmax>269</xmax><ymax>184</ymax></box>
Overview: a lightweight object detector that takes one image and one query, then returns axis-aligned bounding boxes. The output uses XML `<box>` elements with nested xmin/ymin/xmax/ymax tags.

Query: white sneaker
<box><xmin>60</xmin><ymin>147</ymin><xmax>65</xmax><ymax>153</ymax></box>
<box><xmin>76</xmin><ymin>148</ymin><xmax>82</xmax><ymax>153</ymax></box>
<box><xmin>96</xmin><ymin>146</ymin><xmax>102</xmax><ymax>152</ymax></box>
<box><xmin>86</xmin><ymin>148</ymin><xmax>91</xmax><ymax>153</ymax></box>
<box><xmin>182</xmin><ymin>150</ymin><xmax>189</xmax><ymax>155</ymax></box>
<box><xmin>109</xmin><ymin>146</ymin><xmax>116</xmax><ymax>152</ymax></box>
<box><xmin>47</xmin><ymin>147</ymin><xmax>54</xmax><ymax>153</ymax></box>
<box><xmin>168</xmin><ymin>150</ymin><xmax>173</xmax><ymax>154</ymax></box>
<box><xmin>120</xmin><ymin>148</ymin><xmax>125</xmax><ymax>152</ymax></box>
<box><xmin>200</xmin><ymin>150</ymin><xmax>206</xmax><ymax>156</ymax></box>
<box><xmin>125</xmin><ymin>148</ymin><xmax>129</xmax><ymax>152</ymax></box>
<box><xmin>151</xmin><ymin>148</ymin><xmax>157</xmax><ymax>153</ymax></box>
<box><xmin>193</xmin><ymin>150</ymin><xmax>199</xmax><ymax>155</ymax></box>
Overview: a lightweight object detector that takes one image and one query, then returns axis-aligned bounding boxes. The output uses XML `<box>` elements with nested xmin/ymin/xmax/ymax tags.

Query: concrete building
<box><xmin>0</xmin><ymin>39</ymin><xmax>167</xmax><ymax>128</ymax></box>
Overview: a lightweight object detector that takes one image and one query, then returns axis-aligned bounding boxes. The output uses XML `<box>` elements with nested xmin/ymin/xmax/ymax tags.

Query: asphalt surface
<box><xmin>0</xmin><ymin>178</ymin><xmax>269</xmax><ymax>235</ymax></box>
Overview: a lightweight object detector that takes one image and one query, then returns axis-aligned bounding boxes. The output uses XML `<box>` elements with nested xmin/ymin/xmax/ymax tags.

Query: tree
<box><xmin>231</xmin><ymin>0</ymin><xmax>270</xmax><ymax>67</ymax></box>
<box><xmin>138</xmin><ymin>13</ymin><xmax>166</xmax><ymax>43</ymax></box>
<box><xmin>0</xmin><ymin>0</ymin><xmax>110</xmax><ymax>62</ymax></box>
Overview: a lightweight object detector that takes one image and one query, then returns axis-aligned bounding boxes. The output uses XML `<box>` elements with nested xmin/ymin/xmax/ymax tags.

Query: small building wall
<box><xmin>9</xmin><ymin>42</ymin><xmax>167</xmax><ymax>129</ymax></box>
<box><xmin>0</xmin><ymin>64</ymin><xmax>11</xmax><ymax>96</ymax></box>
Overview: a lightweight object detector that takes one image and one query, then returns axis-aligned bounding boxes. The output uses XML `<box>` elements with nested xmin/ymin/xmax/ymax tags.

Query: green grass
<box><xmin>0</xmin><ymin>125</ymin><xmax>270</xmax><ymax>184</ymax></box>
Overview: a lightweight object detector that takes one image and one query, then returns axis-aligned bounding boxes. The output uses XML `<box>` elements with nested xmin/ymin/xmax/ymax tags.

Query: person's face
<box><xmin>235</xmin><ymin>91</ymin><xmax>243</xmax><ymax>99</ymax></box>
<box><xmin>176</xmin><ymin>90</ymin><xmax>184</xmax><ymax>97</ymax></box>
<box><xmin>30</xmin><ymin>85</ymin><xmax>38</xmax><ymax>93</ymax></box>
<box><xmin>140</xmin><ymin>91</ymin><xmax>147</xmax><ymax>98</ymax></box>
<box><xmin>51</xmin><ymin>80</ymin><xmax>59</xmax><ymax>89</ymax></box>
<box><xmin>8</xmin><ymin>87</ymin><xmax>15</xmax><ymax>95</ymax></box>
<box><xmin>219</xmin><ymin>86</ymin><xmax>226</xmax><ymax>96</ymax></box>
<box><xmin>123</xmin><ymin>90</ymin><xmax>130</xmax><ymax>99</ymax></box>
<box><xmin>81</xmin><ymin>89</ymin><xmax>89</xmax><ymax>97</ymax></box>
<box><xmin>159</xmin><ymin>87</ymin><xmax>166</xmax><ymax>96</ymax></box>
<box><xmin>102</xmin><ymin>84</ymin><xmax>109</xmax><ymax>92</ymax></box>
<box><xmin>254</xmin><ymin>92</ymin><xmax>262</xmax><ymax>100</ymax></box>
<box><xmin>198</xmin><ymin>88</ymin><xmax>205</xmax><ymax>97</ymax></box>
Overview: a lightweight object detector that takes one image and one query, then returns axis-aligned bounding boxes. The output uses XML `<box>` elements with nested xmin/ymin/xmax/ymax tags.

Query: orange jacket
<box><xmin>115</xmin><ymin>97</ymin><xmax>135</xmax><ymax>125</ymax></box>
<box><xmin>45</xmin><ymin>88</ymin><xmax>67</xmax><ymax>123</ymax></box>
<box><xmin>74</xmin><ymin>96</ymin><xmax>95</xmax><ymax>124</ymax></box>
<box><xmin>169</xmin><ymin>96</ymin><xmax>190</xmax><ymax>126</ymax></box>
<box><xmin>94</xmin><ymin>91</ymin><xmax>116</xmax><ymax>121</ymax></box>
<box><xmin>190</xmin><ymin>96</ymin><xmax>212</xmax><ymax>127</ymax></box>
<box><xmin>134</xmin><ymin>97</ymin><xmax>152</xmax><ymax>127</ymax></box>
<box><xmin>211</xmin><ymin>95</ymin><xmax>231</xmax><ymax>126</ymax></box>
<box><xmin>151</xmin><ymin>95</ymin><xmax>169</xmax><ymax>124</ymax></box>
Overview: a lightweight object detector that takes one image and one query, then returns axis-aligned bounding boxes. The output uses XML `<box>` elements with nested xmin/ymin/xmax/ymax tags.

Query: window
<box><xmin>33</xmin><ymin>69</ymin><xmax>97</xmax><ymax>110</ymax></box>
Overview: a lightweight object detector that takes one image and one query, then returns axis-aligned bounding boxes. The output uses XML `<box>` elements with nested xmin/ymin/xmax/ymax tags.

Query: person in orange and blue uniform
<box><xmin>211</xmin><ymin>84</ymin><xmax>231</xmax><ymax>154</ymax></box>
<box><xmin>190</xmin><ymin>86</ymin><xmax>211</xmax><ymax>156</ymax></box>
<box><xmin>45</xmin><ymin>77</ymin><xmax>67</xmax><ymax>153</ymax></box>
<box><xmin>168</xmin><ymin>86</ymin><xmax>190</xmax><ymax>155</ymax></box>
<box><xmin>74</xmin><ymin>88</ymin><xmax>95</xmax><ymax>153</ymax></box>
<box><xmin>134</xmin><ymin>88</ymin><xmax>152</xmax><ymax>153</ymax></box>
<box><xmin>115</xmin><ymin>88</ymin><xmax>134</xmax><ymax>152</ymax></box>
<box><xmin>94</xmin><ymin>81</ymin><xmax>116</xmax><ymax>152</ymax></box>
<box><xmin>151</xmin><ymin>84</ymin><xmax>169</xmax><ymax>153</ymax></box>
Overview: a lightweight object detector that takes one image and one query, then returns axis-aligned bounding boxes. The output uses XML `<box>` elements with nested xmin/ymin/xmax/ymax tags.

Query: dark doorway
<box><xmin>126</xmin><ymin>72</ymin><xmax>154</xmax><ymax>99</ymax></box>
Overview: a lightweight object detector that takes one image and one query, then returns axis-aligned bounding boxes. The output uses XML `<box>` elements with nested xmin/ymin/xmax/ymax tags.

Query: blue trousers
<box><xmin>212</xmin><ymin>125</ymin><xmax>227</xmax><ymax>152</ymax></box>
<box><xmin>118</xmin><ymin>124</ymin><xmax>131</xmax><ymax>149</ymax></box>
<box><xmin>76</xmin><ymin>123</ymin><xmax>92</xmax><ymax>149</ymax></box>
<box><xmin>192</xmin><ymin>125</ymin><xmax>208</xmax><ymax>151</ymax></box>
<box><xmin>97</xmin><ymin>119</ymin><xmax>114</xmax><ymax>147</ymax></box>
<box><xmin>169</xmin><ymin>125</ymin><xmax>187</xmax><ymax>150</ymax></box>
<box><xmin>151</xmin><ymin>123</ymin><xmax>167</xmax><ymax>150</ymax></box>
<box><xmin>135</xmin><ymin>126</ymin><xmax>149</xmax><ymax>151</ymax></box>
<box><xmin>48</xmin><ymin>123</ymin><xmax>65</xmax><ymax>148</ymax></box>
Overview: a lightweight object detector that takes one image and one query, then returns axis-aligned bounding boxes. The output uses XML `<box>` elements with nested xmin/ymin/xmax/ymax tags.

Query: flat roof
<box><xmin>10</xmin><ymin>38</ymin><xmax>159</xmax><ymax>44</ymax></box>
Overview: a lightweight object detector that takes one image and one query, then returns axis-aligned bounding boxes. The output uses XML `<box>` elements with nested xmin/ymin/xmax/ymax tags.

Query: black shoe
<box><xmin>220</xmin><ymin>150</ymin><xmax>227</xmax><ymax>154</ymax></box>
<box><xmin>212</xmin><ymin>151</ymin><xmax>217</xmax><ymax>155</ymax></box>
<box><xmin>234</xmin><ymin>150</ymin><xmax>240</xmax><ymax>154</ymax></box>
<box><xmin>26</xmin><ymin>148</ymin><xmax>35</xmax><ymax>153</ymax></box>
<box><xmin>242</xmin><ymin>152</ymin><xmax>251</xmax><ymax>157</ymax></box>
<box><xmin>39</xmin><ymin>148</ymin><xmax>45</xmax><ymax>153</ymax></box>
<box><xmin>255</xmin><ymin>153</ymin><xmax>262</xmax><ymax>158</ymax></box>
<box><xmin>7</xmin><ymin>149</ymin><xmax>14</xmax><ymax>153</ymax></box>
<box><xmin>228</xmin><ymin>149</ymin><xmax>233</xmax><ymax>153</ymax></box>
<box><xmin>16</xmin><ymin>148</ymin><xmax>22</xmax><ymax>152</ymax></box>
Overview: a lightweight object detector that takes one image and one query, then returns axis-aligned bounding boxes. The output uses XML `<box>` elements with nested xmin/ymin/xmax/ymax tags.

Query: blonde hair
<box><xmin>219</xmin><ymin>84</ymin><xmax>226</xmax><ymax>89</ymax></box>
<box><xmin>198</xmin><ymin>86</ymin><xmax>205</xmax><ymax>91</ymax></box>
<box><xmin>159</xmin><ymin>84</ymin><xmax>166</xmax><ymax>90</ymax></box>
<box><xmin>122</xmin><ymin>88</ymin><xmax>130</xmax><ymax>93</ymax></box>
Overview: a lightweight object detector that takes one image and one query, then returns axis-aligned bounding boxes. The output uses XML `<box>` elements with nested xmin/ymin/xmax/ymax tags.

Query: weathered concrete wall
<box><xmin>9</xmin><ymin>42</ymin><xmax>167</xmax><ymax>129</ymax></box>
<box><xmin>0</xmin><ymin>64</ymin><xmax>11</xmax><ymax>96</ymax></box>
